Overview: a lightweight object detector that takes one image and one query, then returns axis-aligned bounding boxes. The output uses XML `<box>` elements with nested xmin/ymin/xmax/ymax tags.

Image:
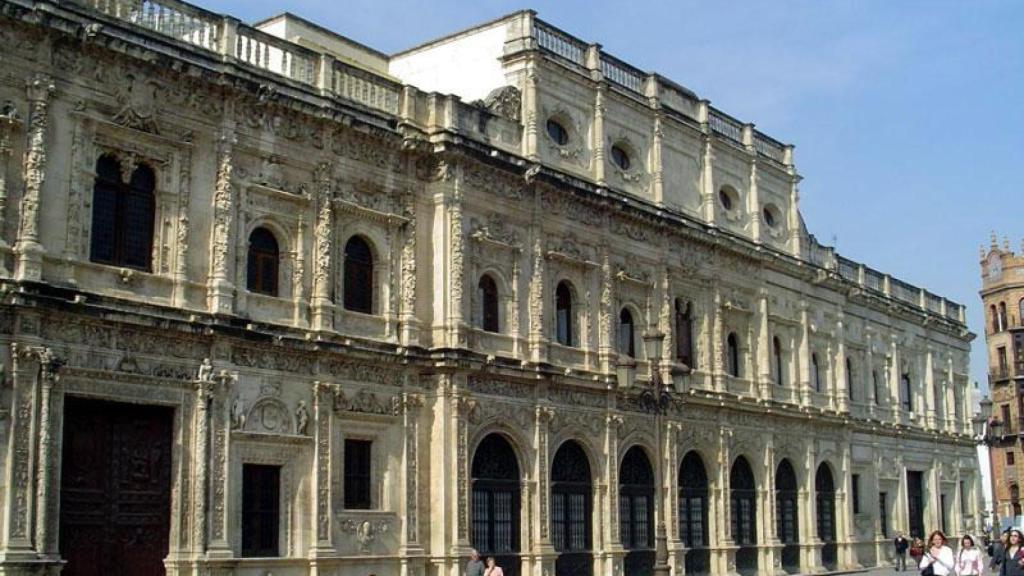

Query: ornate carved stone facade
<box><xmin>0</xmin><ymin>2</ymin><xmax>978</xmax><ymax>576</ymax></box>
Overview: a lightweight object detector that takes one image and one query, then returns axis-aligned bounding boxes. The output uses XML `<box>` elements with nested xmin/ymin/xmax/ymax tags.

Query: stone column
<box><xmin>756</xmin><ymin>291</ymin><xmax>771</xmax><ymax>400</ymax></box>
<box><xmin>400</xmin><ymin>191</ymin><xmax>419</xmax><ymax>345</ymax></box>
<box><xmin>453</xmin><ymin>387</ymin><xmax>475</xmax><ymax>551</ymax></box>
<box><xmin>14</xmin><ymin>75</ymin><xmax>55</xmax><ymax>282</ymax></box>
<box><xmin>310</xmin><ymin>163</ymin><xmax>334</xmax><ymax>332</ymax></box>
<box><xmin>800</xmin><ymin>443</ymin><xmax>820</xmax><ymax>573</ymax></box>
<box><xmin>836</xmin><ymin>442</ymin><xmax>856</xmax><ymax>568</ymax></box>
<box><xmin>717</xmin><ymin>428</ymin><xmax>735</xmax><ymax>575</ymax></box>
<box><xmin>401</xmin><ymin>393</ymin><xmax>425</xmax><ymax>557</ymax></box>
<box><xmin>865</xmin><ymin>334</ymin><xmax>876</xmax><ymax>418</ymax></box>
<box><xmin>446</xmin><ymin>168</ymin><xmax>466</xmax><ymax>349</ymax></box>
<box><xmin>33</xmin><ymin>348</ymin><xmax>63</xmax><ymax>558</ymax></box>
<box><xmin>207</xmin><ymin>131</ymin><xmax>238</xmax><ymax>315</ymax></box>
<box><xmin>712</xmin><ymin>286</ymin><xmax>725</xmax><ymax>392</ymax></box>
<box><xmin>698</xmin><ymin>111</ymin><xmax>717</xmax><ymax>225</ymax></box>
<box><xmin>598</xmin><ymin>249</ymin><xmax>615</xmax><ymax>372</ymax></box>
<box><xmin>787</xmin><ymin>166</ymin><xmax>802</xmax><ymax>258</ymax></box>
<box><xmin>888</xmin><ymin>337</ymin><xmax>901</xmax><ymax>422</ymax></box>
<box><xmin>523</xmin><ymin>62</ymin><xmax>539</xmax><ymax>161</ymax></box>
<box><xmin>534</xmin><ymin>406</ymin><xmax>556</xmax><ymax>573</ymax></box>
<box><xmin>527</xmin><ymin>235</ymin><xmax>547</xmax><ymax>363</ymax></box>
<box><xmin>895</xmin><ymin>457</ymin><xmax>908</xmax><ymax>535</ymax></box>
<box><xmin>593</xmin><ymin>84</ymin><xmax>607</xmax><ymax>186</ymax></box>
<box><xmin>762</xmin><ymin>438</ymin><xmax>780</xmax><ymax>575</ymax></box>
<box><xmin>798</xmin><ymin>302</ymin><xmax>812</xmax><ymax>406</ymax></box>
<box><xmin>747</xmin><ymin>152</ymin><xmax>762</xmax><ymax>243</ymax></box>
<box><xmin>924</xmin><ymin>347</ymin><xmax>936</xmax><ymax>428</ymax></box>
<box><xmin>835</xmin><ymin>316</ymin><xmax>848</xmax><ymax>412</ymax></box>
<box><xmin>206</xmin><ymin>370</ymin><xmax>234</xmax><ymax>556</ymax></box>
<box><xmin>191</xmin><ymin>376</ymin><xmax>213</xmax><ymax>557</ymax></box>
<box><xmin>311</xmin><ymin>382</ymin><xmax>336</xmax><ymax>555</ymax></box>
<box><xmin>605</xmin><ymin>413</ymin><xmax>625</xmax><ymax>576</ymax></box>
<box><xmin>651</xmin><ymin>112</ymin><xmax>664</xmax><ymax>205</ymax></box>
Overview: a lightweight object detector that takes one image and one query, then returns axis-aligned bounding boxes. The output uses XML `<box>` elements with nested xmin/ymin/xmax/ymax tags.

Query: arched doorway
<box><xmin>678</xmin><ymin>451</ymin><xmax>710</xmax><ymax>575</ymax></box>
<box><xmin>552</xmin><ymin>441</ymin><xmax>593</xmax><ymax>576</ymax></box>
<box><xmin>472</xmin><ymin>434</ymin><xmax>521</xmax><ymax>576</ymax></box>
<box><xmin>620</xmin><ymin>446</ymin><xmax>655</xmax><ymax>576</ymax></box>
<box><xmin>730</xmin><ymin>457</ymin><xmax>758</xmax><ymax>575</ymax></box>
<box><xmin>815</xmin><ymin>463</ymin><xmax>837</xmax><ymax>570</ymax></box>
<box><xmin>775</xmin><ymin>459</ymin><xmax>800</xmax><ymax>573</ymax></box>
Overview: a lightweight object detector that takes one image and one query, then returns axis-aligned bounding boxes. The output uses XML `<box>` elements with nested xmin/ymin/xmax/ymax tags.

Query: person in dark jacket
<box><xmin>1000</xmin><ymin>529</ymin><xmax>1024</xmax><ymax>576</ymax></box>
<box><xmin>994</xmin><ymin>529</ymin><xmax>1011</xmax><ymax>572</ymax></box>
<box><xmin>894</xmin><ymin>533</ymin><xmax>909</xmax><ymax>571</ymax></box>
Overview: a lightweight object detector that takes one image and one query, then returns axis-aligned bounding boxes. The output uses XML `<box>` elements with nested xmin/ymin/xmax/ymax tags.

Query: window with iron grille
<box><xmin>89</xmin><ymin>155</ymin><xmax>156</xmax><ymax>271</ymax></box>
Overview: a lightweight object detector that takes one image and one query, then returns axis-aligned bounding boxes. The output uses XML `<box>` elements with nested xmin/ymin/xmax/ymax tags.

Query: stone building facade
<box><xmin>0</xmin><ymin>1</ymin><xmax>979</xmax><ymax>576</ymax></box>
<box><xmin>980</xmin><ymin>237</ymin><xmax>1024</xmax><ymax>529</ymax></box>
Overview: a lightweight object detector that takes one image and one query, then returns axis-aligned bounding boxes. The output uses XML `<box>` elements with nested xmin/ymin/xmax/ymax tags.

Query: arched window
<box><xmin>775</xmin><ymin>459</ymin><xmax>800</xmax><ymax>572</ymax></box>
<box><xmin>619</xmin><ymin>308</ymin><xmax>635</xmax><ymax>357</ymax></box>
<box><xmin>552</xmin><ymin>441</ymin><xmax>592</xmax><ymax>576</ymax></box>
<box><xmin>730</xmin><ymin>457</ymin><xmax>758</xmax><ymax>575</ymax></box>
<box><xmin>620</xmin><ymin>447</ymin><xmax>654</xmax><ymax>576</ymax></box>
<box><xmin>900</xmin><ymin>373</ymin><xmax>913</xmax><ymax>412</ymax></box>
<box><xmin>344</xmin><ymin>236</ymin><xmax>374</xmax><ymax>314</ymax></box>
<box><xmin>674</xmin><ymin>299</ymin><xmax>694</xmax><ymax>367</ymax></box>
<box><xmin>1019</xmin><ymin>299</ymin><xmax>1024</xmax><ymax>328</ymax></box>
<box><xmin>991</xmin><ymin>304</ymin><xmax>1001</xmax><ymax>332</ymax></box>
<box><xmin>773</xmin><ymin>337</ymin><xmax>784</xmax><ymax>386</ymax></box>
<box><xmin>246</xmin><ymin>227</ymin><xmax>280</xmax><ymax>296</ymax></box>
<box><xmin>555</xmin><ymin>282</ymin><xmax>574</xmax><ymax>347</ymax></box>
<box><xmin>726</xmin><ymin>333</ymin><xmax>740</xmax><ymax>377</ymax></box>
<box><xmin>846</xmin><ymin>357</ymin><xmax>854</xmax><ymax>401</ymax></box>
<box><xmin>679</xmin><ymin>452</ymin><xmax>710</xmax><ymax>576</ymax></box>
<box><xmin>812</xmin><ymin>353</ymin><xmax>822</xmax><ymax>392</ymax></box>
<box><xmin>478</xmin><ymin>275</ymin><xmax>500</xmax><ymax>333</ymax></box>
<box><xmin>1012</xmin><ymin>484</ymin><xmax>1021</xmax><ymax>517</ymax></box>
<box><xmin>999</xmin><ymin>302</ymin><xmax>1008</xmax><ymax>331</ymax></box>
<box><xmin>89</xmin><ymin>155</ymin><xmax>156</xmax><ymax>270</ymax></box>
<box><xmin>816</xmin><ymin>464</ymin><xmax>837</xmax><ymax>569</ymax></box>
<box><xmin>472</xmin><ymin>434</ymin><xmax>521</xmax><ymax>576</ymax></box>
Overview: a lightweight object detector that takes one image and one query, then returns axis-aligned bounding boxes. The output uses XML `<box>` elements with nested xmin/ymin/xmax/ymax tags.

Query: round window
<box><xmin>610</xmin><ymin>145</ymin><xmax>631</xmax><ymax>171</ymax></box>
<box><xmin>546</xmin><ymin>119</ymin><xmax>569</xmax><ymax>146</ymax></box>
<box><xmin>719</xmin><ymin>188</ymin><xmax>734</xmax><ymax>211</ymax></box>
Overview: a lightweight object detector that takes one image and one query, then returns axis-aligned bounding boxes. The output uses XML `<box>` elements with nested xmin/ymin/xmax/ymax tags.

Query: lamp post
<box><xmin>975</xmin><ymin>396</ymin><xmax>1001</xmax><ymax>537</ymax></box>
<box><xmin>637</xmin><ymin>329</ymin><xmax>675</xmax><ymax>576</ymax></box>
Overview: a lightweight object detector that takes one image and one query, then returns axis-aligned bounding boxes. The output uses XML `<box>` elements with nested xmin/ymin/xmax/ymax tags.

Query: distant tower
<box><xmin>980</xmin><ymin>238</ymin><xmax>1024</xmax><ymax>528</ymax></box>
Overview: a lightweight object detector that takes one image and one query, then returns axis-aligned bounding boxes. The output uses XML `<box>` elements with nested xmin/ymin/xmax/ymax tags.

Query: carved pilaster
<box><xmin>651</xmin><ymin>112</ymin><xmax>664</xmax><ymax>204</ymax></box>
<box><xmin>312</xmin><ymin>381</ymin><xmax>336</xmax><ymax>553</ymax></box>
<box><xmin>33</xmin><ymin>347</ymin><xmax>63</xmax><ymax>557</ymax></box>
<box><xmin>0</xmin><ymin>108</ymin><xmax>21</xmax><ymax>275</ymax></box>
<box><xmin>593</xmin><ymin>84</ymin><xmax>607</xmax><ymax>185</ymax></box>
<box><xmin>528</xmin><ymin>235</ymin><xmax>546</xmax><ymax>362</ymax></box>
<box><xmin>311</xmin><ymin>163</ymin><xmax>334</xmax><ymax>331</ymax></box>
<box><xmin>598</xmin><ymin>249</ymin><xmax>614</xmax><ymax>371</ymax></box>
<box><xmin>454</xmin><ymin>393</ymin><xmax>476</xmax><ymax>544</ymax></box>
<box><xmin>535</xmin><ymin>406</ymin><xmax>554</xmax><ymax>546</ymax></box>
<box><xmin>173</xmin><ymin>148</ymin><xmax>193</xmax><ymax>306</ymax></box>
<box><xmin>207</xmin><ymin>130</ymin><xmax>237</xmax><ymax>314</ymax></box>
<box><xmin>191</xmin><ymin>377</ymin><xmax>213</xmax><ymax>556</ymax></box>
<box><xmin>399</xmin><ymin>191</ymin><xmax>419</xmax><ymax>345</ymax></box>
<box><xmin>447</xmin><ymin>167</ymin><xmax>465</xmax><ymax>347</ymax></box>
<box><xmin>402</xmin><ymin>393</ymin><xmax>425</xmax><ymax>548</ymax></box>
<box><xmin>712</xmin><ymin>286</ymin><xmax>725</xmax><ymax>391</ymax></box>
<box><xmin>606</xmin><ymin>414</ymin><xmax>624</xmax><ymax>545</ymax></box>
<box><xmin>206</xmin><ymin>369</ymin><xmax>235</xmax><ymax>556</ymax></box>
<box><xmin>756</xmin><ymin>291</ymin><xmax>771</xmax><ymax>400</ymax></box>
<box><xmin>523</xmin><ymin>63</ymin><xmax>539</xmax><ymax>160</ymax></box>
<box><xmin>14</xmin><ymin>74</ymin><xmax>55</xmax><ymax>281</ymax></box>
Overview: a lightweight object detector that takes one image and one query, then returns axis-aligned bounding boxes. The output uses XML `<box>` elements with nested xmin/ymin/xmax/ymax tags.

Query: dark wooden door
<box><xmin>59</xmin><ymin>397</ymin><xmax>174</xmax><ymax>576</ymax></box>
<box><xmin>907</xmin><ymin>471</ymin><xmax>925</xmax><ymax>539</ymax></box>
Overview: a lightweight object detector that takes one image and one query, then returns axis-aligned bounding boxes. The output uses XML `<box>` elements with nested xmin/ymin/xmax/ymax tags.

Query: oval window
<box><xmin>763</xmin><ymin>206</ymin><xmax>776</xmax><ymax>227</ymax></box>
<box><xmin>546</xmin><ymin>119</ymin><xmax>569</xmax><ymax>145</ymax></box>
<box><xmin>610</xmin><ymin>145</ymin><xmax>631</xmax><ymax>171</ymax></box>
<box><xmin>719</xmin><ymin>188</ymin><xmax>734</xmax><ymax>211</ymax></box>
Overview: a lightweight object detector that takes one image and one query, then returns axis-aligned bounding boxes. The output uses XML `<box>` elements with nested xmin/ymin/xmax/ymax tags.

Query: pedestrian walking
<box><xmin>484</xmin><ymin>556</ymin><xmax>505</xmax><ymax>576</ymax></box>
<box><xmin>919</xmin><ymin>530</ymin><xmax>954</xmax><ymax>576</ymax></box>
<box><xmin>998</xmin><ymin>529</ymin><xmax>1024</xmax><ymax>576</ymax></box>
<box><xmin>895</xmin><ymin>533</ymin><xmax>910</xmax><ymax>571</ymax></box>
<box><xmin>466</xmin><ymin>549</ymin><xmax>484</xmax><ymax>576</ymax></box>
<box><xmin>955</xmin><ymin>535</ymin><xmax>982</xmax><ymax>576</ymax></box>
<box><xmin>994</xmin><ymin>529</ymin><xmax>1011</xmax><ymax>572</ymax></box>
<box><xmin>911</xmin><ymin>537</ymin><xmax>926</xmax><ymax>566</ymax></box>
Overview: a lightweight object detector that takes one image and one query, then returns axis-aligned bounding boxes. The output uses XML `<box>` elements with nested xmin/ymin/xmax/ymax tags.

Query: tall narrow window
<box><xmin>999</xmin><ymin>302</ymin><xmax>1009</xmax><ymax>331</ymax></box>
<box><xmin>726</xmin><ymin>332</ymin><xmax>740</xmax><ymax>377</ymax></box>
<box><xmin>555</xmin><ymin>282</ymin><xmax>574</xmax><ymax>347</ymax></box>
<box><xmin>246</xmin><ymin>227</ymin><xmax>280</xmax><ymax>296</ymax></box>
<box><xmin>619</xmin><ymin>308</ymin><xmax>635</xmax><ymax>357</ymax></box>
<box><xmin>851</xmin><ymin>474</ymin><xmax>861</xmax><ymax>514</ymax></box>
<box><xmin>89</xmin><ymin>155</ymin><xmax>156</xmax><ymax>270</ymax></box>
<box><xmin>872</xmin><ymin>370</ymin><xmax>881</xmax><ymax>405</ymax></box>
<box><xmin>812</xmin><ymin>353</ymin><xmax>822</xmax><ymax>392</ymax></box>
<box><xmin>478</xmin><ymin>275</ymin><xmax>500</xmax><ymax>333</ymax></box>
<box><xmin>998</xmin><ymin>347</ymin><xmax>1009</xmax><ymax>376</ymax></box>
<box><xmin>901</xmin><ymin>373</ymin><xmax>913</xmax><ymax>412</ymax></box>
<box><xmin>773</xmin><ymin>337</ymin><xmax>784</xmax><ymax>386</ymax></box>
<box><xmin>344</xmin><ymin>439</ymin><xmax>372</xmax><ymax>509</ymax></box>
<box><xmin>879</xmin><ymin>492</ymin><xmax>888</xmax><ymax>537</ymax></box>
<box><xmin>991</xmin><ymin>305</ymin><xmax>1001</xmax><ymax>332</ymax></box>
<box><xmin>674</xmin><ymin>299</ymin><xmax>693</xmax><ymax>367</ymax></box>
<box><xmin>344</xmin><ymin>236</ymin><xmax>374</xmax><ymax>313</ymax></box>
<box><xmin>1019</xmin><ymin>298</ymin><xmax>1024</xmax><ymax>328</ymax></box>
<box><xmin>242</xmin><ymin>464</ymin><xmax>280</xmax><ymax>557</ymax></box>
<box><xmin>846</xmin><ymin>357</ymin><xmax>854</xmax><ymax>400</ymax></box>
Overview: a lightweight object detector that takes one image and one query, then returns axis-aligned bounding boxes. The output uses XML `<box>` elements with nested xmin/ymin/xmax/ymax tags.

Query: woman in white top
<box><xmin>955</xmin><ymin>534</ymin><xmax>982</xmax><ymax>576</ymax></box>
<box><xmin>919</xmin><ymin>530</ymin><xmax>956</xmax><ymax>576</ymax></box>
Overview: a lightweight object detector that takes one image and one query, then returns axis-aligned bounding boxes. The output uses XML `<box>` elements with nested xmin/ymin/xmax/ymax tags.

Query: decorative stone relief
<box><xmin>339</xmin><ymin>517</ymin><xmax>392</xmax><ymax>553</ymax></box>
<box><xmin>113</xmin><ymin>72</ymin><xmax>161</xmax><ymax>134</ymax></box>
<box><xmin>333</xmin><ymin>388</ymin><xmax>401</xmax><ymax>416</ymax></box>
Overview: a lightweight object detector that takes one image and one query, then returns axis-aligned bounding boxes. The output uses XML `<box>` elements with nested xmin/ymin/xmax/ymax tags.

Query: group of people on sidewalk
<box><xmin>894</xmin><ymin>528</ymin><xmax>1024</xmax><ymax>575</ymax></box>
<box><xmin>465</xmin><ymin>549</ymin><xmax>504</xmax><ymax>576</ymax></box>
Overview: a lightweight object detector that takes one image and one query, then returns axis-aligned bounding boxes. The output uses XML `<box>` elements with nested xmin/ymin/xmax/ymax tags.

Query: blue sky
<box><xmin>203</xmin><ymin>0</ymin><xmax>1023</xmax><ymax>392</ymax></box>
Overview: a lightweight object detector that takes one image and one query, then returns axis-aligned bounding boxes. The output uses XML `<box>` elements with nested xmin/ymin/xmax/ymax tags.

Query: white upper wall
<box><xmin>389</xmin><ymin>20</ymin><xmax>510</xmax><ymax>102</ymax></box>
<box><xmin>256</xmin><ymin>14</ymin><xmax>390</xmax><ymax>74</ymax></box>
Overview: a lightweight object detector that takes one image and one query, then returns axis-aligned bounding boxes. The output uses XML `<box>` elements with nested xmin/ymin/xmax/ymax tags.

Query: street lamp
<box><xmin>636</xmin><ymin>330</ymin><xmax>676</xmax><ymax>576</ymax></box>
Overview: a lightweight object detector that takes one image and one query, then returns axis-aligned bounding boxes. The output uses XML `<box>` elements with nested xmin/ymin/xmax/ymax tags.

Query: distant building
<box><xmin>980</xmin><ymin>236</ymin><xmax>1024</xmax><ymax>529</ymax></box>
<box><xmin>0</xmin><ymin>1</ymin><xmax>979</xmax><ymax>576</ymax></box>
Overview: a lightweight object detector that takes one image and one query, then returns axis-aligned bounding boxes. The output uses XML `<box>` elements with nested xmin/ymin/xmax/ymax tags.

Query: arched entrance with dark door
<box><xmin>678</xmin><ymin>451</ymin><xmax>710</xmax><ymax>575</ymax></box>
<box><xmin>775</xmin><ymin>459</ymin><xmax>800</xmax><ymax>573</ymax></box>
<box><xmin>730</xmin><ymin>456</ymin><xmax>758</xmax><ymax>575</ymax></box>
<box><xmin>620</xmin><ymin>446</ymin><xmax>655</xmax><ymax>576</ymax></box>
<box><xmin>551</xmin><ymin>441</ymin><xmax>593</xmax><ymax>576</ymax></box>
<box><xmin>815</xmin><ymin>463</ymin><xmax>837</xmax><ymax>570</ymax></box>
<box><xmin>472</xmin><ymin>434</ymin><xmax>521</xmax><ymax>576</ymax></box>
